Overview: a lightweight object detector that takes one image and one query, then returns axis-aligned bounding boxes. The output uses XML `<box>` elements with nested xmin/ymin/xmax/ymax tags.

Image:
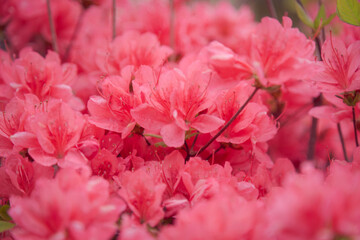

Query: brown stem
<box><xmin>190</xmin><ymin>134</ymin><xmax>198</xmax><ymax>153</ymax></box>
<box><xmin>194</xmin><ymin>87</ymin><xmax>259</xmax><ymax>156</ymax></box>
<box><xmin>295</xmin><ymin>0</ymin><xmax>305</xmax><ymax>8</ymax></box>
<box><xmin>337</xmin><ymin>122</ymin><xmax>349</xmax><ymax>162</ymax></box>
<box><xmin>206</xmin><ymin>145</ymin><xmax>224</xmax><ymax>161</ymax></box>
<box><xmin>63</xmin><ymin>9</ymin><xmax>85</xmax><ymax>62</ymax></box>
<box><xmin>307</xmin><ymin>117</ymin><xmax>318</xmax><ymax>160</ymax></box>
<box><xmin>112</xmin><ymin>0</ymin><xmax>116</xmax><ymax>40</ymax></box>
<box><xmin>307</xmin><ymin>95</ymin><xmax>322</xmax><ymax>160</ymax></box>
<box><xmin>266</xmin><ymin>0</ymin><xmax>278</xmax><ymax>19</ymax></box>
<box><xmin>169</xmin><ymin>0</ymin><xmax>175</xmax><ymax>61</ymax></box>
<box><xmin>46</xmin><ymin>0</ymin><xmax>58</xmax><ymax>53</ymax></box>
<box><xmin>352</xmin><ymin>107</ymin><xmax>359</xmax><ymax>147</ymax></box>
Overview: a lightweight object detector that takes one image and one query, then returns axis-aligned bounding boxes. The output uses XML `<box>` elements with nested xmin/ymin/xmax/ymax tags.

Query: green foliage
<box><xmin>295</xmin><ymin>1</ymin><xmax>336</xmax><ymax>31</ymax></box>
<box><xmin>337</xmin><ymin>0</ymin><xmax>360</xmax><ymax>26</ymax></box>
<box><xmin>295</xmin><ymin>1</ymin><xmax>313</xmax><ymax>28</ymax></box>
<box><xmin>0</xmin><ymin>221</ymin><xmax>15</xmax><ymax>233</ymax></box>
<box><xmin>0</xmin><ymin>205</ymin><xmax>12</xmax><ymax>222</ymax></box>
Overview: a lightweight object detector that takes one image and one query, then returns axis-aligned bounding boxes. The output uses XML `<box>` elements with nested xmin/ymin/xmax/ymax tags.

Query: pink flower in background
<box><xmin>5</xmin><ymin>0</ymin><xmax>81</xmax><ymax>54</ymax></box>
<box><xmin>118</xmin><ymin>168</ymin><xmax>166</xmax><ymax>227</ymax></box>
<box><xmin>91</xmin><ymin>149</ymin><xmax>125</xmax><ymax>179</ymax></box>
<box><xmin>9</xmin><ymin>169</ymin><xmax>126</xmax><ymax>240</ymax></box>
<box><xmin>11</xmin><ymin>100</ymin><xmax>87</xmax><ymax>168</ymax></box>
<box><xmin>250</xmin><ymin>17</ymin><xmax>315</xmax><ymax>86</ymax></box>
<box><xmin>0</xmin><ymin>48</ymin><xmax>83</xmax><ymax>110</ymax></box>
<box><xmin>159</xmin><ymin>187</ymin><xmax>259</xmax><ymax>240</ymax></box>
<box><xmin>118</xmin><ymin>214</ymin><xmax>154</xmax><ymax>240</ymax></box>
<box><xmin>1</xmin><ymin>0</ymin><xmax>360</xmax><ymax>239</ymax></box>
<box><xmin>0</xmin><ymin>153</ymin><xmax>53</xmax><ymax>198</ymax></box>
<box><xmin>96</xmin><ymin>31</ymin><xmax>172</xmax><ymax>75</ymax></box>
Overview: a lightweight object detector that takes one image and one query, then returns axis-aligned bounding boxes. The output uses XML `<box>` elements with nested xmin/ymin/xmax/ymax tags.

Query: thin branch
<box><xmin>184</xmin><ymin>141</ymin><xmax>190</xmax><ymax>155</ymax></box>
<box><xmin>112</xmin><ymin>0</ymin><xmax>116</xmax><ymax>40</ymax></box>
<box><xmin>206</xmin><ymin>145</ymin><xmax>224</xmax><ymax>161</ymax></box>
<box><xmin>63</xmin><ymin>9</ymin><xmax>85</xmax><ymax>62</ymax></box>
<box><xmin>190</xmin><ymin>134</ymin><xmax>198</xmax><ymax>153</ymax></box>
<box><xmin>307</xmin><ymin>117</ymin><xmax>318</xmax><ymax>160</ymax></box>
<box><xmin>307</xmin><ymin>95</ymin><xmax>322</xmax><ymax>160</ymax></box>
<box><xmin>337</xmin><ymin>122</ymin><xmax>349</xmax><ymax>162</ymax></box>
<box><xmin>266</xmin><ymin>0</ymin><xmax>278</xmax><ymax>19</ymax></box>
<box><xmin>46</xmin><ymin>0</ymin><xmax>58</xmax><ymax>53</ymax></box>
<box><xmin>295</xmin><ymin>0</ymin><xmax>305</xmax><ymax>8</ymax></box>
<box><xmin>352</xmin><ymin>106</ymin><xmax>359</xmax><ymax>147</ymax></box>
<box><xmin>194</xmin><ymin>87</ymin><xmax>259</xmax><ymax>156</ymax></box>
<box><xmin>169</xmin><ymin>0</ymin><xmax>175</xmax><ymax>61</ymax></box>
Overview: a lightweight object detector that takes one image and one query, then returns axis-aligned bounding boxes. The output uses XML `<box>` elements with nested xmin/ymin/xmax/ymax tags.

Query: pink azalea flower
<box><xmin>11</xmin><ymin>100</ymin><xmax>87</xmax><ymax>168</ymax></box>
<box><xmin>118</xmin><ymin>168</ymin><xmax>166</xmax><ymax>227</ymax></box>
<box><xmin>88</xmin><ymin>71</ymin><xmax>140</xmax><ymax>138</ymax></box>
<box><xmin>131</xmin><ymin>66</ymin><xmax>224</xmax><ymax>147</ymax></box>
<box><xmin>210</xmin><ymin>82</ymin><xmax>277</xmax><ymax>146</ymax></box>
<box><xmin>159</xmin><ymin>187</ymin><xmax>259</xmax><ymax>240</ymax></box>
<box><xmin>91</xmin><ymin>149</ymin><xmax>125</xmax><ymax>180</ymax></box>
<box><xmin>0</xmin><ymin>96</ymin><xmax>27</xmax><ymax>155</ymax></box>
<box><xmin>5</xmin><ymin>0</ymin><xmax>81</xmax><ymax>54</ymax></box>
<box><xmin>0</xmin><ymin>48</ymin><xmax>83</xmax><ymax>110</ymax></box>
<box><xmin>9</xmin><ymin>169</ymin><xmax>126</xmax><ymax>240</ymax></box>
<box><xmin>96</xmin><ymin>31</ymin><xmax>172</xmax><ymax>75</ymax></box>
<box><xmin>313</xmin><ymin>38</ymin><xmax>360</xmax><ymax>93</ymax></box>
<box><xmin>254</xmin><ymin>167</ymin><xmax>331</xmax><ymax>240</ymax></box>
<box><xmin>250</xmin><ymin>16</ymin><xmax>315</xmax><ymax>86</ymax></box>
<box><xmin>309</xmin><ymin>93</ymin><xmax>353</xmax><ymax>123</ymax></box>
<box><xmin>0</xmin><ymin>153</ymin><xmax>53</xmax><ymax>198</ymax></box>
<box><xmin>118</xmin><ymin>214</ymin><xmax>154</xmax><ymax>240</ymax></box>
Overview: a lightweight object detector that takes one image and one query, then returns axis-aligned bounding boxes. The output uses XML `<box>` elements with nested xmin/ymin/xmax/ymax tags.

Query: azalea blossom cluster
<box><xmin>0</xmin><ymin>0</ymin><xmax>360</xmax><ymax>239</ymax></box>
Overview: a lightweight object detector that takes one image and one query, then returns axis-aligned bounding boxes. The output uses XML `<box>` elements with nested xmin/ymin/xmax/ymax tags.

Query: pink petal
<box><xmin>191</xmin><ymin>114</ymin><xmax>225</xmax><ymax>133</ymax></box>
<box><xmin>160</xmin><ymin>123</ymin><xmax>185</xmax><ymax>148</ymax></box>
<box><xmin>10</xmin><ymin>132</ymin><xmax>39</xmax><ymax>148</ymax></box>
<box><xmin>308</xmin><ymin>106</ymin><xmax>336</xmax><ymax>120</ymax></box>
<box><xmin>49</xmin><ymin>84</ymin><xmax>73</xmax><ymax>100</ymax></box>
<box><xmin>59</xmin><ymin>148</ymin><xmax>88</xmax><ymax>169</ymax></box>
<box><xmin>131</xmin><ymin>104</ymin><xmax>168</xmax><ymax>131</ymax></box>
<box><xmin>28</xmin><ymin>147</ymin><xmax>57</xmax><ymax>166</ymax></box>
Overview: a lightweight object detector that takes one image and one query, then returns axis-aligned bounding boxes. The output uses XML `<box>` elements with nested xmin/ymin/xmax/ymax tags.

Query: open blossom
<box><xmin>118</xmin><ymin>168</ymin><xmax>166</xmax><ymax>227</ymax></box>
<box><xmin>250</xmin><ymin>16</ymin><xmax>315</xmax><ymax>86</ymax></box>
<box><xmin>313</xmin><ymin>38</ymin><xmax>360</xmax><ymax>93</ymax></box>
<box><xmin>91</xmin><ymin>149</ymin><xmax>125</xmax><ymax>180</ymax></box>
<box><xmin>0</xmin><ymin>96</ymin><xmax>27</xmax><ymax>155</ymax></box>
<box><xmin>0</xmin><ymin>48</ymin><xmax>83</xmax><ymax>110</ymax></box>
<box><xmin>131</xmin><ymin>65</ymin><xmax>224</xmax><ymax>147</ymax></box>
<box><xmin>96</xmin><ymin>31</ymin><xmax>173</xmax><ymax>75</ymax></box>
<box><xmin>11</xmin><ymin>100</ymin><xmax>87</xmax><ymax>168</ymax></box>
<box><xmin>0</xmin><ymin>153</ymin><xmax>53</xmax><ymax>198</ymax></box>
<box><xmin>9</xmin><ymin>169</ymin><xmax>126</xmax><ymax>240</ymax></box>
<box><xmin>159</xmin><ymin>187</ymin><xmax>259</xmax><ymax>240</ymax></box>
<box><xmin>88</xmin><ymin>69</ymin><xmax>140</xmax><ymax>138</ymax></box>
<box><xmin>210</xmin><ymin>82</ymin><xmax>277</xmax><ymax>146</ymax></box>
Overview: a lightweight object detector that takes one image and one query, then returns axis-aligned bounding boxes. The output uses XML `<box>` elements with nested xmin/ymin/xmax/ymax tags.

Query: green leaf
<box><xmin>185</xmin><ymin>131</ymin><xmax>199</xmax><ymax>140</ymax></box>
<box><xmin>143</xmin><ymin>133</ymin><xmax>163</xmax><ymax>139</ymax></box>
<box><xmin>322</xmin><ymin>13</ymin><xmax>336</xmax><ymax>28</ymax></box>
<box><xmin>337</xmin><ymin>0</ymin><xmax>360</xmax><ymax>26</ymax></box>
<box><xmin>0</xmin><ymin>205</ymin><xmax>12</xmax><ymax>222</ymax></box>
<box><xmin>314</xmin><ymin>4</ymin><xmax>326</xmax><ymax>29</ymax></box>
<box><xmin>0</xmin><ymin>221</ymin><xmax>15</xmax><ymax>233</ymax></box>
<box><xmin>295</xmin><ymin>1</ymin><xmax>314</xmax><ymax>28</ymax></box>
<box><xmin>154</xmin><ymin>142</ymin><xmax>167</xmax><ymax>147</ymax></box>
